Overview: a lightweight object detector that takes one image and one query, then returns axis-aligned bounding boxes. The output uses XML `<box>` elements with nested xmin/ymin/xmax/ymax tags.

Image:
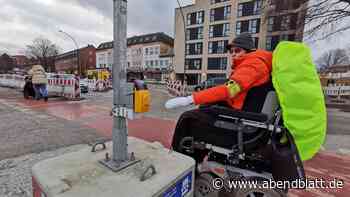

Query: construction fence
<box><xmin>0</xmin><ymin>73</ymin><xmax>81</xmax><ymax>99</ymax></box>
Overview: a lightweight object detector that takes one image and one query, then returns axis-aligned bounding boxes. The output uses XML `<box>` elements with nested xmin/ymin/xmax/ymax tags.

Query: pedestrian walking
<box><xmin>28</xmin><ymin>64</ymin><xmax>48</xmax><ymax>101</ymax></box>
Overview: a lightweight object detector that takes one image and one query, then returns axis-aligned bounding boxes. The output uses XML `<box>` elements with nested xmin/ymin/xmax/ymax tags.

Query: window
<box><xmin>155</xmin><ymin>60</ymin><xmax>158</xmax><ymax>67</ymax></box>
<box><xmin>236</xmin><ymin>22</ymin><xmax>241</xmax><ymax>35</ymax></box>
<box><xmin>187</xmin><ymin>11</ymin><xmax>205</xmax><ymax>25</ymax></box>
<box><xmin>281</xmin><ymin>15</ymin><xmax>291</xmax><ymax>31</ymax></box>
<box><xmin>210</xmin><ymin>0</ymin><xmax>229</xmax><ymax>4</ymax></box>
<box><xmin>186</xmin><ymin>27</ymin><xmax>204</xmax><ymax>40</ymax></box>
<box><xmin>155</xmin><ymin>47</ymin><xmax>159</xmax><ymax>55</ymax></box>
<box><xmin>145</xmin><ymin>48</ymin><xmax>149</xmax><ymax>55</ymax></box>
<box><xmin>185</xmin><ymin>58</ymin><xmax>202</xmax><ymax>70</ymax></box>
<box><xmin>210</xmin><ymin>5</ymin><xmax>231</xmax><ymax>22</ymax></box>
<box><xmin>236</xmin><ymin>19</ymin><xmax>260</xmax><ymax>34</ymax></box>
<box><xmin>267</xmin><ymin>17</ymin><xmax>274</xmax><ymax>32</ymax></box>
<box><xmin>186</xmin><ymin>43</ymin><xmax>203</xmax><ymax>55</ymax></box>
<box><xmin>149</xmin><ymin>48</ymin><xmax>154</xmax><ymax>55</ymax></box>
<box><xmin>268</xmin><ymin>14</ymin><xmax>297</xmax><ymax>32</ymax></box>
<box><xmin>238</xmin><ymin>1</ymin><xmax>260</xmax><ymax>17</ymax></box>
<box><xmin>208</xmin><ymin>40</ymin><xmax>229</xmax><ymax>54</ymax></box>
<box><xmin>250</xmin><ymin>19</ymin><xmax>260</xmax><ymax>33</ymax></box>
<box><xmin>197</xmin><ymin>11</ymin><xmax>204</xmax><ymax>24</ymax></box>
<box><xmin>266</xmin><ymin>36</ymin><xmax>280</xmax><ymax>51</ymax></box>
<box><xmin>224</xmin><ymin>23</ymin><xmax>230</xmax><ymax>36</ymax></box>
<box><xmin>160</xmin><ymin>60</ymin><xmax>163</xmax><ymax>66</ymax></box>
<box><xmin>254</xmin><ymin>0</ymin><xmax>263</xmax><ymax>15</ymax></box>
<box><xmin>238</xmin><ymin>4</ymin><xmax>243</xmax><ymax>17</ymax></box>
<box><xmin>209</xmin><ymin>23</ymin><xmax>230</xmax><ymax>38</ymax></box>
<box><xmin>208</xmin><ymin>57</ymin><xmax>227</xmax><ymax>70</ymax></box>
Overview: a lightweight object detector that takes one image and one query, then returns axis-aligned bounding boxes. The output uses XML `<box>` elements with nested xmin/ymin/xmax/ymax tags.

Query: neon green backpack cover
<box><xmin>272</xmin><ymin>41</ymin><xmax>327</xmax><ymax>161</ymax></box>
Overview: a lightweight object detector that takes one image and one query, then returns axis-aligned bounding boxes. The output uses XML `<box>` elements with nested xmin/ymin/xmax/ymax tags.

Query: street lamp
<box><xmin>59</xmin><ymin>30</ymin><xmax>80</xmax><ymax>75</ymax></box>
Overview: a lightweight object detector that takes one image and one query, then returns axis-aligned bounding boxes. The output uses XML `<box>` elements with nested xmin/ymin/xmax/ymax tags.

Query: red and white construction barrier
<box><xmin>166</xmin><ymin>80</ymin><xmax>189</xmax><ymax>97</ymax></box>
<box><xmin>47</xmin><ymin>74</ymin><xmax>80</xmax><ymax>99</ymax></box>
<box><xmin>86</xmin><ymin>79</ymin><xmax>112</xmax><ymax>92</ymax></box>
<box><xmin>0</xmin><ymin>73</ymin><xmax>81</xmax><ymax>99</ymax></box>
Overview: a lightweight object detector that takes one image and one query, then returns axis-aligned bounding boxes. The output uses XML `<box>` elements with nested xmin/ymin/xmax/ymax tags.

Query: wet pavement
<box><xmin>0</xmin><ymin>86</ymin><xmax>349</xmax><ymax>196</ymax></box>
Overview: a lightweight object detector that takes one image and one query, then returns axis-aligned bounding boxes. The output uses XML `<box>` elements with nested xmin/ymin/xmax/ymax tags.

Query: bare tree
<box><xmin>305</xmin><ymin>0</ymin><xmax>350</xmax><ymax>41</ymax></box>
<box><xmin>316</xmin><ymin>48</ymin><xmax>350</xmax><ymax>69</ymax></box>
<box><xmin>262</xmin><ymin>0</ymin><xmax>350</xmax><ymax>41</ymax></box>
<box><xmin>26</xmin><ymin>37</ymin><xmax>60</xmax><ymax>72</ymax></box>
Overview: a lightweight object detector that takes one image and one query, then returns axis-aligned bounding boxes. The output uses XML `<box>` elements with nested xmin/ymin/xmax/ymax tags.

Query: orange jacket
<box><xmin>192</xmin><ymin>50</ymin><xmax>273</xmax><ymax>109</ymax></box>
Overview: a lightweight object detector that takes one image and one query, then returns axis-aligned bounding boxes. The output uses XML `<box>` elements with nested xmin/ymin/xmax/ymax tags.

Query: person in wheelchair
<box><xmin>166</xmin><ymin>33</ymin><xmax>274</xmax><ymax>165</ymax></box>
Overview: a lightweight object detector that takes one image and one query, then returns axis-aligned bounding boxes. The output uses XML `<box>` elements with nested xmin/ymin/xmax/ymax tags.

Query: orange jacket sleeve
<box><xmin>192</xmin><ymin>84</ymin><xmax>230</xmax><ymax>105</ymax></box>
<box><xmin>192</xmin><ymin>57</ymin><xmax>269</xmax><ymax>105</ymax></box>
<box><xmin>231</xmin><ymin>57</ymin><xmax>270</xmax><ymax>91</ymax></box>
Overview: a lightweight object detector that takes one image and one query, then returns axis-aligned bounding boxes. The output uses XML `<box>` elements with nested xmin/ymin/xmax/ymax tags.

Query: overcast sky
<box><xmin>0</xmin><ymin>0</ymin><xmax>349</xmax><ymax>60</ymax></box>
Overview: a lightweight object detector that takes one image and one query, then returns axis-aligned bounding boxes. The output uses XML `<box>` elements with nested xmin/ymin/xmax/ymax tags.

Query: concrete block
<box><xmin>32</xmin><ymin>137</ymin><xmax>195</xmax><ymax>197</ymax></box>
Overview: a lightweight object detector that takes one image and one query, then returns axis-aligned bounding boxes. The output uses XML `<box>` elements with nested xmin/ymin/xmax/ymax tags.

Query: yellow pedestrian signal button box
<box><xmin>134</xmin><ymin>89</ymin><xmax>150</xmax><ymax>113</ymax></box>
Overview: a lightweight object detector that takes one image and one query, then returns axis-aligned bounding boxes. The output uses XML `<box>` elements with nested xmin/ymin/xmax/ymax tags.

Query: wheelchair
<box><xmin>172</xmin><ymin>81</ymin><xmax>305</xmax><ymax>197</ymax></box>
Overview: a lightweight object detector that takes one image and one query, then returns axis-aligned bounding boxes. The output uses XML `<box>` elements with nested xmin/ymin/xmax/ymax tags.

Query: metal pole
<box><xmin>112</xmin><ymin>0</ymin><xmax>128</xmax><ymax>163</ymax></box>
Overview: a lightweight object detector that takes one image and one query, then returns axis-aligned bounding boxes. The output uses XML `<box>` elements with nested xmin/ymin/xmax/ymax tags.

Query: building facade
<box><xmin>174</xmin><ymin>0</ymin><xmax>308</xmax><ymax>85</ymax></box>
<box><xmin>55</xmin><ymin>45</ymin><xmax>96</xmax><ymax>75</ymax></box>
<box><xmin>96</xmin><ymin>32</ymin><xmax>174</xmax><ymax>72</ymax></box>
<box><xmin>319</xmin><ymin>65</ymin><xmax>350</xmax><ymax>87</ymax></box>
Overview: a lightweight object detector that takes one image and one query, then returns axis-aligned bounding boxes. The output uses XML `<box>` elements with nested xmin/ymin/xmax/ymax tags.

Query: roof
<box><xmin>97</xmin><ymin>32</ymin><xmax>174</xmax><ymax>51</ymax></box>
<box><xmin>56</xmin><ymin>45</ymin><xmax>95</xmax><ymax>60</ymax></box>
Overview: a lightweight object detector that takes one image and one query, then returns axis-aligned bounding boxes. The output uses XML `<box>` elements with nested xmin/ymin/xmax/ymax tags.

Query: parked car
<box><xmin>80</xmin><ymin>78</ymin><xmax>89</xmax><ymax>93</ymax></box>
<box><xmin>194</xmin><ymin>77</ymin><xmax>227</xmax><ymax>91</ymax></box>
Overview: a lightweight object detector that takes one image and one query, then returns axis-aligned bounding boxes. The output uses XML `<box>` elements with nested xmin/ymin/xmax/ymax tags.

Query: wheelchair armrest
<box><xmin>202</xmin><ymin>105</ymin><xmax>268</xmax><ymax>122</ymax></box>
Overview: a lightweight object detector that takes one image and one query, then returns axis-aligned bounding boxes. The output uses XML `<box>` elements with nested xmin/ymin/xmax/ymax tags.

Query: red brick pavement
<box><xmin>13</xmin><ymin>98</ymin><xmax>350</xmax><ymax>196</ymax></box>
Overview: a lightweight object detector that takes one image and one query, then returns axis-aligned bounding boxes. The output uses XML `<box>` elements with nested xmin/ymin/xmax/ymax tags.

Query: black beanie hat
<box><xmin>227</xmin><ymin>32</ymin><xmax>255</xmax><ymax>51</ymax></box>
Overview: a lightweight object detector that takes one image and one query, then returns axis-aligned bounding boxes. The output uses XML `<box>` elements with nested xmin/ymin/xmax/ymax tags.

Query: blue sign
<box><xmin>163</xmin><ymin>171</ymin><xmax>193</xmax><ymax>197</ymax></box>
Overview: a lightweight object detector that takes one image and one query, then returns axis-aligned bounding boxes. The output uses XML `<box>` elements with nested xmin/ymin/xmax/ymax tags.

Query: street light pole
<box><xmin>59</xmin><ymin>30</ymin><xmax>80</xmax><ymax>75</ymax></box>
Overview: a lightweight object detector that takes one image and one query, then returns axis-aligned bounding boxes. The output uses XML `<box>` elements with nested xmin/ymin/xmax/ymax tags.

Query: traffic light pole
<box><xmin>100</xmin><ymin>0</ymin><xmax>139</xmax><ymax>172</ymax></box>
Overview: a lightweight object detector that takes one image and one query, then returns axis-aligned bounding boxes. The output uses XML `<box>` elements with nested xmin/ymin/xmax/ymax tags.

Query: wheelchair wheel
<box><xmin>233</xmin><ymin>177</ymin><xmax>287</xmax><ymax>197</ymax></box>
<box><xmin>194</xmin><ymin>173</ymin><xmax>219</xmax><ymax>197</ymax></box>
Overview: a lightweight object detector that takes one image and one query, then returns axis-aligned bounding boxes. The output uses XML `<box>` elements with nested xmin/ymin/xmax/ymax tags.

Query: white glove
<box><xmin>165</xmin><ymin>96</ymin><xmax>194</xmax><ymax>109</ymax></box>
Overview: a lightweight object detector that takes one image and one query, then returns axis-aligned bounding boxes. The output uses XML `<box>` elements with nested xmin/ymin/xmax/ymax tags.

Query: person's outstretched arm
<box><xmin>165</xmin><ymin>57</ymin><xmax>269</xmax><ymax>109</ymax></box>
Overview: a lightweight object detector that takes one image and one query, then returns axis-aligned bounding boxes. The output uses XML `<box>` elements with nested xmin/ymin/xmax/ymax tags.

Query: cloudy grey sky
<box><xmin>0</xmin><ymin>0</ymin><xmax>192</xmax><ymax>55</ymax></box>
<box><xmin>0</xmin><ymin>0</ymin><xmax>349</xmax><ymax>60</ymax></box>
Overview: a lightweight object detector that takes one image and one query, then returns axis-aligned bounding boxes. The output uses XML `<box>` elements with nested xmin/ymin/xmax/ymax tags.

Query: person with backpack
<box><xmin>28</xmin><ymin>64</ymin><xmax>48</xmax><ymax>102</ymax></box>
<box><xmin>165</xmin><ymin>33</ymin><xmax>273</xmax><ymax>163</ymax></box>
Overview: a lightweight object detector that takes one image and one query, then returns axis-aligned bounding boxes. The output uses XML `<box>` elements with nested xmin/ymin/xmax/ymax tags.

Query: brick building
<box><xmin>55</xmin><ymin>45</ymin><xmax>96</xmax><ymax>75</ymax></box>
<box><xmin>12</xmin><ymin>55</ymin><xmax>30</xmax><ymax>67</ymax></box>
<box><xmin>0</xmin><ymin>53</ymin><xmax>15</xmax><ymax>73</ymax></box>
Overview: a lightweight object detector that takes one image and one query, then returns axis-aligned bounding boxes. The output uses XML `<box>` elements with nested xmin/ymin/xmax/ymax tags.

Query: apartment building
<box><xmin>174</xmin><ymin>0</ymin><xmax>308</xmax><ymax>85</ymax></box>
<box><xmin>96</xmin><ymin>32</ymin><xmax>174</xmax><ymax>71</ymax></box>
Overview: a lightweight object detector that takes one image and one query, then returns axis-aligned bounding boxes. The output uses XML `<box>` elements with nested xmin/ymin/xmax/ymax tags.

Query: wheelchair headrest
<box><xmin>261</xmin><ymin>91</ymin><xmax>279</xmax><ymax>121</ymax></box>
